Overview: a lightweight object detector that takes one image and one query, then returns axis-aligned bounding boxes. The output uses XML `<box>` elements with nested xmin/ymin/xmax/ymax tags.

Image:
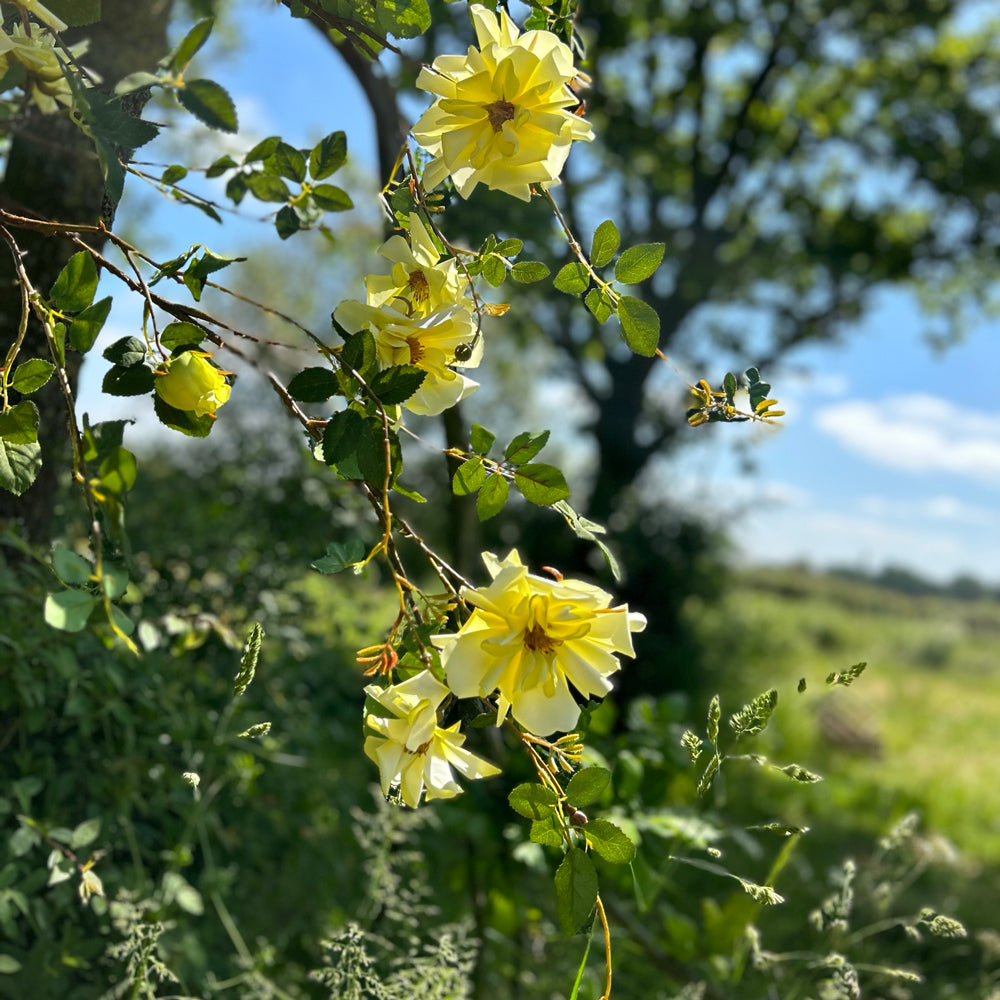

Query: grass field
<box><xmin>687</xmin><ymin>567</ymin><xmax>1000</xmax><ymax>863</ymax></box>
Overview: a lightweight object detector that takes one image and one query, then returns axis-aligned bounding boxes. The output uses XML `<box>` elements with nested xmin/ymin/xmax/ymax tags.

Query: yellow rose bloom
<box><xmin>154</xmin><ymin>351</ymin><xmax>232</xmax><ymax>418</ymax></box>
<box><xmin>363</xmin><ymin>670</ymin><xmax>501</xmax><ymax>808</ymax></box>
<box><xmin>434</xmin><ymin>550</ymin><xmax>647</xmax><ymax>736</ymax></box>
<box><xmin>365</xmin><ymin>214</ymin><xmax>469</xmax><ymax>318</ymax></box>
<box><xmin>0</xmin><ymin>24</ymin><xmax>86</xmax><ymax>114</ymax></box>
<box><xmin>334</xmin><ymin>300</ymin><xmax>482</xmax><ymax>416</ymax></box>
<box><xmin>411</xmin><ymin>4</ymin><xmax>594</xmax><ymax>202</ymax></box>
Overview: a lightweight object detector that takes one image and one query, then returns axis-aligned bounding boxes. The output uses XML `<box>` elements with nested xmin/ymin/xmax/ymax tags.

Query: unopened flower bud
<box><xmin>155</xmin><ymin>351</ymin><xmax>232</xmax><ymax>418</ymax></box>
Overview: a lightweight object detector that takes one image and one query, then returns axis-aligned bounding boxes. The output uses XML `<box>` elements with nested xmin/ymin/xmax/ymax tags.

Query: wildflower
<box><xmin>365</xmin><ymin>214</ymin><xmax>469</xmax><ymax>318</ymax></box>
<box><xmin>334</xmin><ymin>300</ymin><xmax>481</xmax><ymax>416</ymax></box>
<box><xmin>154</xmin><ymin>351</ymin><xmax>232</xmax><ymax>418</ymax></box>
<box><xmin>434</xmin><ymin>550</ymin><xmax>647</xmax><ymax>736</ymax></box>
<box><xmin>363</xmin><ymin>670</ymin><xmax>501</xmax><ymax>808</ymax></box>
<box><xmin>0</xmin><ymin>24</ymin><xmax>87</xmax><ymax>114</ymax></box>
<box><xmin>411</xmin><ymin>4</ymin><xmax>594</xmax><ymax>202</ymax></box>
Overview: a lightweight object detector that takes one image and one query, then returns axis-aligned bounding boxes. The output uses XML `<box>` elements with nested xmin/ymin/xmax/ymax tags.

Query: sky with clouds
<box><xmin>81</xmin><ymin>2</ymin><xmax>1000</xmax><ymax>586</ymax></box>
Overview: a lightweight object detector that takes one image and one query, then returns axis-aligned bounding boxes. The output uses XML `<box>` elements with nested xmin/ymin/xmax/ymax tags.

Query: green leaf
<box><xmin>102</xmin><ymin>336</ymin><xmax>146</xmax><ymax>367</ymax></box>
<box><xmin>69</xmin><ymin>817</ymin><xmax>101</xmax><ymax>850</ymax></box>
<box><xmin>205</xmin><ymin>154</ymin><xmax>237</xmax><ymax>178</ymax></box>
<box><xmin>565</xmin><ymin>767</ymin><xmax>612</xmax><ymax>807</ymax></box>
<box><xmin>152</xmin><ymin>394</ymin><xmax>214</xmax><ymax>437</ymax></box>
<box><xmin>322</xmin><ymin>408</ymin><xmax>365</xmax><ymax>466</ymax></box>
<box><xmin>160</xmin><ymin>164</ymin><xmax>188</xmax><ymax>185</ymax></box>
<box><xmin>586</xmin><ymin>818</ymin><xmax>635</xmax><ymax>864</ymax></box>
<box><xmin>505</xmin><ymin>429</ymin><xmax>549</xmax><ymax>465</ymax></box>
<box><xmin>53</xmin><ymin>545</ymin><xmax>92</xmax><ymax>586</ymax></box>
<box><xmin>235</xmin><ymin>622</ymin><xmax>264</xmax><ymax>696</ymax></box>
<box><xmin>340</xmin><ymin>331</ymin><xmax>378</xmax><ymax>381</ymax></box>
<box><xmin>514</xmin><ymin>463</ymin><xmax>570</xmax><ymax>506</ymax></box>
<box><xmin>97</xmin><ymin>447</ymin><xmax>137</xmax><ymax>495</ymax></box>
<box><xmin>113</xmin><ymin>70</ymin><xmax>162</xmax><ymax>96</ymax></box>
<box><xmin>275</xmin><ymin>205</ymin><xmax>300</xmax><ymax>240</ymax></box>
<box><xmin>0</xmin><ymin>955</ymin><xmax>22</xmax><ymax>974</ymax></box>
<box><xmin>183</xmin><ymin>249</ymin><xmax>245</xmax><ymax>301</ymax></box>
<box><xmin>309</xmin><ymin>131</ymin><xmax>347</xmax><ymax>179</ymax></box>
<box><xmin>100</xmin><ymin>563</ymin><xmax>130</xmax><ymax>599</ymax></box>
<box><xmin>723</xmin><ymin>371</ymin><xmax>737</xmax><ymax>404</ymax></box>
<box><xmin>0</xmin><ymin>401</ymin><xmax>39</xmax><ymax>444</ymax></box>
<box><xmin>553</xmin><ymin>261</ymin><xmax>589</xmax><ymax>294</ymax></box>
<box><xmin>44</xmin><ymin>590</ymin><xmax>97</xmax><ymax>632</ymax></box>
<box><xmin>287</xmin><ymin>367</ymin><xmax>339</xmax><ymax>402</ymax></box>
<box><xmin>0</xmin><ymin>439</ymin><xmax>41</xmax><ymax>495</ymax></box>
<box><xmin>590</xmin><ymin>219</ymin><xmax>620</xmax><ymax>268</ymax></box>
<box><xmin>160</xmin><ymin>321</ymin><xmax>205</xmax><ymax>351</ymax></box>
<box><xmin>529</xmin><ymin>814</ymin><xmax>564</xmax><ymax>848</ymax></box>
<box><xmin>102</xmin><ymin>364</ymin><xmax>154</xmax><ymax>396</ymax></box>
<box><xmin>729</xmin><ymin>689</ymin><xmax>778</xmax><ymax>738</ymax></box>
<box><xmin>614</xmin><ymin>243</ymin><xmax>665</xmax><ymax>284</ymax></box>
<box><xmin>470</xmin><ymin>423</ymin><xmax>495</xmax><ymax>455</ymax></box>
<box><xmin>9</xmin><ymin>359</ymin><xmax>55</xmax><ymax>394</ymax></box>
<box><xmin>617</xmin><ymin>295</ymin><xmax>660</xmax><ymax>356</ymax></box>
<box><xmin>244</xmin><ymin>136</ymin><xmax>280</xmax><ymax>162</ymax></box>
<box><xmin>166</xmin><ymin>16</ymin><xmax>214</xmax><ymax>71</ymax></box>
<box><xmin>312</xmin><ymin>537</ymin><xmax>366</xmax><ymax>574</ymax></box>
<box><xmin>555</xmin><ymin>848</ymin><xmax>598</xmax><ymax>934</ymax></box>
<box><xmin>369</xmin><ymin>365</ymin><xmax>426</xmax><ymax>405</ymax></box>
<box><xmin>511</xmin><ymin>260</ymin><xmax>550</xmax><ymax>283</ymax></box>
<box><xmin>482</xmin><ymin>255</ymin><xmax>507</xmax><ymax>287</ymax></box>
<box><xmin>245</xmin><ymin>171</ymin><xmax>291</xmax><ymax>203</ymax></box>
<box><xmin>508</xmin><ymin>782</ymin><xmax>558</xmax><ymax>820</ymax></box>
<box><xmin>495</xmin><ymin>238</ymin><xmax>523</xmax><ymax>256</ymax></box>
<box><xmin>266</xmin><ymin>142</ymin><xmax>307</xmax><ymax>183</ymax></box>
<box><xmin>46</xmin><ymin>0</ymin><xmax>101</xmax><ymax>26</ymax></box>
<box><xmin>68</xmin><ymin>296</ymin><xmax>112</xmax><ymax>352</ymax></box>
<box><xmin>311</xmin><ymin>183</ymin><xmax>353</xmax><ymax>212</ymax></box>
<box><xmin>476</xmin><ymin>473</ymin><xmax>509</xmax><ymax>521</ymax></box>
<box><xmin>552</xmin><ymin>500</ymin><xmax>621</xmax><ymax>581</ymax></box>
<box><xmin>49</xmin><ymin>251</ymin><xmax>98</xmax><ymax>312</ymax></box>
<box><xmin>225</xmin><ymin>173</ymin><xmax>248</xmax><ymax>204</ymax></box>
<box><xmin>452</xmin><ymin>456</ymin><xmax>486</xmax><ymax>496</ymax></box>
<box><xmin>584</xmin><ymin>288</ymin><xmax>614</xmax><ymax>324</ymax></box>
<box><xmin>177</xmin><ymin>78</ymin><xmax>238</xmax><ymax>133</ymax></box>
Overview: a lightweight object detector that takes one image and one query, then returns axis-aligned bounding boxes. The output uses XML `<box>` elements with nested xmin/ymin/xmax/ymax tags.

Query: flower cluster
<box><xmin>365</xmin><ymin>551</ymin><xmax>645</xmax><ymax>806</ymax></box>
<box><xmin>0</xmin><ymin>22</ymin><xmax>87</xmax><ymax>114</ymax></box>
<box><xmin>335</xmin><ymin>214</ymin><xmax>482</xmax><ymax>416</ymax></box>
<box><xmin>411</xmin><ymin>5</ymin><xmax>593</xmax><ymax>201</ymax></box>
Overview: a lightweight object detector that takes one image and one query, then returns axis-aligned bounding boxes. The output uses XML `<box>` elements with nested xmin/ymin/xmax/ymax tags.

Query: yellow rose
<box><xmin>434</xmin><ymin>550</ymin><xmax>647</xmax><ymax>736</ymax></box>
<box><xmin>154</xmin><ymin>351</ymin><xmax>232</xmax><ymax>418</ymax></box>
<box><xmin>411</xmin><ymin>5</ymin><xmax>594</xmax><ymax>201</ymax></box>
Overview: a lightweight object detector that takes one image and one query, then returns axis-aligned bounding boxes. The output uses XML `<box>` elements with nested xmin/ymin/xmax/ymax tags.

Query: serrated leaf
<box><xmin>470</xmin><ymin>423</ymin><xmax>495</xmax><ymax>455</ymax></box>
<box><xmin>340</xmin><ymin>330</ymin><xmax>378</xmax><ymax>381</ymax></box>
<box><xmin>617</xmin><ymin>295</ymin><xmax>659</xmax><ymax>356</ymax></box>
<box><xmin>245</xmin><ymin>171</ymin><xmax>290</xmax><ymax>203</ymax></box>
<box><xmin>565</xmin><ymin>767</ymin><xmax>611</xmax><ymax>807</ymax></box>
<box><xmin>508</xmin><ymin>782</ymin><xmax>558</xmax><ymax>819</ymax></box>
<box><xmin>177</xmin><ymin>78</ymin><xmax>238</xmax><ymax>133</ymax></box>
<box><xmin>44</xmin><ymin>590</ymin><xmax>97</xmax><ymax>632</ymax></box>
<box><xmin>312</xmin><ymin>537</ymin><xmax>366</xmax><ymax>574</ymax></box>
<box><xmin>529</xmin><ymin>814</ymin><xmax>564</xmax><ymax>847</ymax></box>
<box><xmin>586</xmin><ymin>818</ymin><xmax>635</xmax><ymax>864</ymax></box>
<box><xmin>514</xmin><ymin>463</ymin><xmax>570</xmax><ymax>506</ymax></box>
<box><xmin>495</xmin><ymin>238</ymin><xmax>523</xmax><ymax>256</ymax></box>
<box><xmin>482</xmin><ymin>255</ymin><xmax>506</xmax><ymax>287</ymax></box>
<box><xmin>68</xmin><ymin>296</ymin><xmax>112</xmax><ymax>353</ymax></box>
<box><xmin>311</xmin><ymin>184</ymin><xmax>353</xmax><ymax>212</ymax></box>
<box><xmin>505</xmin><ymin>429</ymin><xmax>549</xmax><ymax>465</ymax></box>
<box><xmin>49</xmin><ymin>251</ymin><xmax>98</xmax><ymax>312</ymax></box>
<box><xmin>102</xmin><ymin>364</ymin><xmax>154</xmax><ymax>396</ymax></box>
<box><xmin>0</xmin><ymin>400</ymin><xmax>39</xmax><ymax>444</ymax></box>
<box><xmin>584</xmin><ymin>287</ymin><xmax>613</xmax><ymax>324</ymax></box>
<box><xmin>729</xmin><ymin>689</ymin><xmax>778</xmax><ymax>738</ymax></box>
<box><xmin>160</xmin><ymin>321</ymin><xmax>205</xmax><ymax>351</ymax></box>
<box><xmin>322</xmin><ymin>408</ymin><xmax>365</xmax><ymax>466</ymax></box>
<box><xmin>452</xmin><ymin>456</ymin><xmax>486</xmax><ymax>496</ymax></box>
<box><xmin>9</xmin><ymin>359</ymin><xmax>55</xmax><ymax>394</ymax></box>
<box><xmin>266</xmin><ymin>142</ymin><xmax>307</xmax><ymax>183</ymax></box>
<box><xmin>102</xmin><ymin>336</ymin><xmax>146</xmax><ymax>367</ymax></box>
<box><xmin>510</xmin><ymin>260</ymin><xmax>550</xmax><ymax>283</ymax></box>
<box><xmin>287</xmin><ymin>367</ymin><xmax>339</xmax><ymax>402</ymax></box>
<box><xmin>69</xmin><ymin>818</ymin><xmax>101</xmax><ymax>850</ymax></box>
<box><xmin>53</xmin><ymin>545</ymin><xmax>91</xmax><ymax>586</ymax></box>
<box><xmin>167</xmin><ymin>16</ymin><xmax>214</xmax><ymax>72</ymax></box>
<box><xmin>0</xmin><ymin>440</ymin><xmax>41</xmax><ymax>495</ymax></box>
<box><xmin>309</xmin><ymin>130</ymin><xmax>347</xmax><ymax>179</ymax></box>
<box><xmin>614</xmin><ymin>243</ymin><xmax>665</xmax><ymax>284</ymax></box>
<box><xmin>553</xmin><ymin>261</ymin><xmax>589</xmax><ymax>294</ymax></box>
<box><xmin>555</xmin><ymin>848</ymin><xmax>598</xmax><ymax>934</ymax></box>
<box><xmin>590</xmin><ymin>219</ymin><xmax>620</xmax><ymax>268</ymax></box>
<box><xmin>476</xmin><ymin>473</ymin><xmax>509</xmax><ymax>520</ymax></box>
<box><xmin>369</xmin><ymin>364</ymin><xmax>426</xmax><ymax>405</ymax></box>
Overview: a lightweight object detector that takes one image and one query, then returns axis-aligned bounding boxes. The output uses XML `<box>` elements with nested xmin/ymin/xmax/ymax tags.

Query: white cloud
<box><xmin>815</xmin><ymin>394</ymin><xmax>1000</xmax><ymax>485</ymax></box>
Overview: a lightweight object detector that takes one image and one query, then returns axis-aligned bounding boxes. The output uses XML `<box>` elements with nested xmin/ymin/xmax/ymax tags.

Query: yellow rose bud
<box><xmin>154</xmin><ymin>351</ymin><xmax>232</xmax><ymax>418</ymax></box>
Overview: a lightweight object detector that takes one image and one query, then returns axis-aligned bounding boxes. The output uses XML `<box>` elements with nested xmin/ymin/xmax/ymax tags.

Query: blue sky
<box><xmin>81</xmin><ymin>1</ymin><xmax>1000</xmax><ymax>585</ymax></box>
